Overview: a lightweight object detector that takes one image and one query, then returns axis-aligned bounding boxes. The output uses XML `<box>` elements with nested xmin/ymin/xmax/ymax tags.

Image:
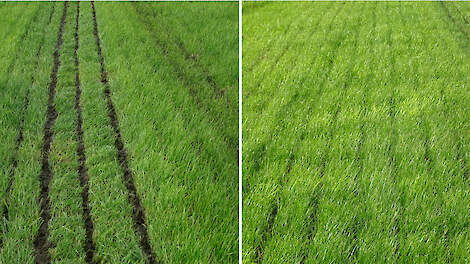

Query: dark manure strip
<box><xmin>1</xmin><ymin>3</ymin><xmax>56</xmax><ymax>247</ymax></box>
<box><xmin>130</xmin><ymin>4</ymin><xmax>237</xmax><ymax>153</ymax></box>
<box><xmin>133</xmin><ymin>4</ymin><xmax>224</xmax><ymax>97</ymax></box>
<box><xmin>34</xmin><ymin>2</ymin><xmax>69</xmax><ymax>263</ymax></box>
<box><xmin>90</xmin><ymin>2</ymin><xmax>158</xmax><ymax>263</ymax></box>
<box><xmin>73</xmin><ymin>3</ymin><xmax>95</xmax><ymax>263</ymax></box>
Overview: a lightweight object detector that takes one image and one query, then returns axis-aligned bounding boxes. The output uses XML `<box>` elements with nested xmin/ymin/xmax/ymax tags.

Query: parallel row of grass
<box><xmin>243</xmin><ymin>2</ymin><xmax>469</xmax><ymax>263</ymax></box>
<box><xmin>0</xmin><ymin>2</ymin><xmax>238</xmax><ymax>263</ymax></box>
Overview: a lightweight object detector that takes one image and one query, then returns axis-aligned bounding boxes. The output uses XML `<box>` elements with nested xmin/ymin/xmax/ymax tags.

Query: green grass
<box><xmin>0</xmin><ymin>2</ymin><xmax>237</xmax><ymax>263</ymax></box>
<box><xmin>243</xmin><ymin>2</ymin><xmax>470</xmax><ymax>263</ymax></box>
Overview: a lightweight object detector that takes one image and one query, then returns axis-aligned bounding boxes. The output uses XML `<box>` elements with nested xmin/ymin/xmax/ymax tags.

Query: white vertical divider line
<box><xmin>238</xmin><ymin>0</ymin><xmax>243</xmax><ymax>263</ymax></box>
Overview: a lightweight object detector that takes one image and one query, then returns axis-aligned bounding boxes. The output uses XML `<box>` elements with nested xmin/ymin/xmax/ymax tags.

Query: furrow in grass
<box><xmin>438</xmin><ymin>2</ymin><xmax>470</xmax><ymax>186</ymax></box>
<box><xmin>347</xmin><ymin>3</ymin><xmax>378</xmax><ymax>261</ymax></box>
<box><xmin>243</xmin><ymin>3</ymin><xmax>314</xmax><ymax>74</ymax></box>
<box><xmin>128</xmin><ymin>5</ymin><xmax>237</xmax><ymax>153</ymax></box>
<box><xmin>91</xmin><ymin>2</ymin><xmax>157</xmax><ymax>263</ymax></box>
<box><xmin>123</xmin><ymin>2</ymin><xmax>238</xmax><ymax>172</ymax></box>
<box><xmin>91</xmin><ymin>3</ymin><xmax>238</xmax><ymax>262</ymax></box>
<box><xmin>242</xmin><ymin>2</ymin><xmax>274</xmax><ymax>14</ymax></box>
<box><xmin>244</xmin><ymin>3</ymin><xmax>345</xmax><ymax>190</ymax></box>
<box><xmin>250</xmin><ymin>8</ymin><xmax>350</xmax><ymax>262</ymax></box>
<box><xmin>249</xmin><ymin>3</ymin><xmax>344</xmax><ymax>98</ymax></box>
<box><xmin>383</xmin><ymin>4</ymin><xmax>405</xmax><ymax>259</ymax></box>
<box><xmin>47</xmin><ymin>2</ymin><xmax>56</xmax><ymax>24</ymax></box>
<box><xmin>46</xmin><ymin>2</ymin><xmax>88</xmax><ymax>261</ymax></box>
<box><xmin>440</xmin><ymin>2</ymin><xmax>470</xmax><ymax>44</ymax></box>
<box><xmin>432</xmin><ymin>6</ymin><xmax>470</xmax><ymax>184</ymax></box>
<box><xmin>245</xmin><ymin>4</ymin><xmax>370</xmax><ymax>263</ymax></box>
<box><xmin>132</xmin><ymin>4</ymin><xmax>225</xmax><ymax>98</ymax></box>
<box><xmin>299</xmin><ymin>11</ymin><xmax>363</xmax><ymax>263</ymax></box>
<box><xmin>400</xmin><ymin>4</ymin><xmax>470</xmax><ymax>261</ymax></box>
<box><xmin>263</xmin><ymin>4</ymin><xmax>377</xmax><ymax>262</ymax></box>
<box><xmin>3</xmin><ymin>6</ymin><xmax>42</xmax><ymax>82</ymax></box>
<box><xmin>255</xmin><ymin>197</ymin><xmax>279</xmax><ymax>263</ymax></box>
<box><xmin>451</xmin><ymin>2</ymin><xmax>470</xmax><ymax>26</ymax></box>
<box><xmin>73</xmin><ymin>3</ymin><xmax>95</xmax><ymax>262</ymax></box>
<box><xmin>456</xmin><ymin>141</ymin><xmax>469</xmax><ymax>184</ymax></box>
<box><xmin>1</xmin><ymin>3</ymin><xmax>56</xmax><ymax>247</ymax></box>
<box><xmin>33</xmin><ymin>2</ymin><xmax>68</xmax><ymax>263</ymax></box>
<box><xmin>0</xmin><ymin>3</ymin><xmax>62</xmax><ymax>262</ymax></box>
<box><xmin>243</xmin><ymin>5</ymin><xmax>356</xmax><ymax>262</ymax></box>
<box><xmin>78</xmin><ymin>2</ymin><xmax>145</xmax><ymax>262</ymax></box>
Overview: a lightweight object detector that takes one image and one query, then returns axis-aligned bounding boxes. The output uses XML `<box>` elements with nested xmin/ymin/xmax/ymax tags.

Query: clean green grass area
<box><xmin>0</xmin><ymin>2</ymin><xmax>237</xmax><ymax>263</ymax></box>
<box><xmin>243</xmin><ymin>2</ymin><xmax>470</xmax><ymax>263</ymax></box>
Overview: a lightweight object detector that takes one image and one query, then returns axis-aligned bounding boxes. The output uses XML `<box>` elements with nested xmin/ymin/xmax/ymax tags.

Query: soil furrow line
<box><xmin>440</xmin><ymin>3</ymin><xmax>470</xmax><ymax>184</ymax></box>
<box><xmin>348</xmin><ymin>4</ymin><xmax>378</xmax><ymax>261</ymax></box>
<box><xmin>3</xmin><ymin>5</ymin><xmax>42</xmax><ymax>84</ymax></box>
<box><xmin>33</xmin><ymin>2</ymin><xmax>69</xmax><ymax>263</ymax></box>
<box><xmin>130</xmin><ymin>6</ymin><xmax>238</xmax><ymax>160</ymax></box>
<box><xmin>251</xmin><ymin>3</ymin><xmax>343</xmax><ymax>96</ymax></box>
<box><xmin>245</xmin><ymin>4</ymin><xmax>345</xmax><ymax>191</ymax></box>
<box><xmin>244</xmin><ymin>3</ymin><xmax>318</xmax><ymax>74</ymax></box>
<box><xmin>250</xmin><ymin>8</ymin><xmax>353</xmax><ymax>262</ymax></box>
<box><xmin>1</xmin><ymin>3</ymin><xmax>57</xmax><ymax>248</ymax></box>
<box><xmin>255</xmin><ymin>197</ymin><xmax>279</xmax><ymax>264</ymax></box>
<box><xmin>90</xmin><ymin>2</ymin><xmax>158</xmax><ymax>263</ymax></box>
<box><xmin>386</xmin><ymin>4</ymin><xmax>405</xmax><ymax>260</ymax></box>
<box><xmin>456</xmin><ymin>141</ymin><xmax>469</xmax><ymax>184</ymax></box>
<box><xmin>440</xmin><ymin>2</ymin><xmax>470</xmax><ymax>43</ymax></box>
<box><xmin>132</xmin><ymin>4</ymin><xmax>227</xmax><ymax>97</ymax></box>
<box><xmin>73</xmin><ymin>3</ymin><xmax>95</xmax><ymax>263</ymax></box>
<box><xmin>300</xmin><ymin>15</ymin><xmax>363</xmax><ymax>263</ymax></box>
<box><xmin>252</xmin><ymin>14</ymin><xmax>347</xmax><ymax>261</ymax></box>
<box><xmin>451</xmin><ymin>2</ymin><xmax>470</xmax><ymax>26</ymax></box>
<box><xmin>47</xmin><ymin>2</ymin><xmax>56</xmax><ymax>24</ymax></box>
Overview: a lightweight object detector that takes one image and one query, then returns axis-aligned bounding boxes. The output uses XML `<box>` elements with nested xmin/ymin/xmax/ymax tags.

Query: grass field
<box><xmin>0</xmin><ymin>2</ymin><xmax>238</xmax><ymax>263</ymax></box>
<box><xmin>243</xmin><ymin>2</ymin><xmax>470</xmax><ymax>263</ymax></box>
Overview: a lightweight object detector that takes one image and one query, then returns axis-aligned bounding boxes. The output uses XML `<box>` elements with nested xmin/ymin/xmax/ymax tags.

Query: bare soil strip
<box><xmin>73</xmin><ymin>3</ymin><xmax>95</xmax><ymax>263</ymax></box>
<box><xmin>90</xmin><ymin>2</ymin><xmax>158</xmax><ymax>263</ymax></box>
<box><xmin>33</xmin><ymin>2</ymin><xmax>68</xmax><ymax>263</ymax></box>
<box><xmin>1</xmin><ymin>3</ymin><xmax>56</xmax><ymax>247</ymax></box>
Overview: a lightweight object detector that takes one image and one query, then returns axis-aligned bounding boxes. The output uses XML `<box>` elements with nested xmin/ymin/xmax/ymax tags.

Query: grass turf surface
<box><xmin>0</xmin><ymin>2</ymin><xmax>238</xmax><ymax>263</ymax></box>
<box><xmin>243</xmin><ymin>2</ymin><xmax>470</xmax><ymax>263</ymax></box>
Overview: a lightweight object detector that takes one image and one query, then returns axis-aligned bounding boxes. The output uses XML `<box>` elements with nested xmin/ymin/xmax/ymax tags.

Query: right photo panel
<box><xmin>243</xmin><ymin>1</ymin><xmax>470</xmax><ymax>263</ymax></box>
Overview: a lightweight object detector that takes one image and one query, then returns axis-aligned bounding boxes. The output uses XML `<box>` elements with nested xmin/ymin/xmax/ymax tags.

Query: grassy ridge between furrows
<box><xmin>1</xmin><ymin>2</ymin><xmax>237</xmax><ymax>263</ymax></box>
<box><xmin>243</xmin><ymin>2</ymin><xmax>470</xmax><ymax>263</ymax></box>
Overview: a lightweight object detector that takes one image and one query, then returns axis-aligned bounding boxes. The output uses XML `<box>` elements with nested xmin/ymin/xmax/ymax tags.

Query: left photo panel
<box><xmin>0</xmin><ymin>1</ymin><xmax>238</xmax><ymax>263</ymax></box>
